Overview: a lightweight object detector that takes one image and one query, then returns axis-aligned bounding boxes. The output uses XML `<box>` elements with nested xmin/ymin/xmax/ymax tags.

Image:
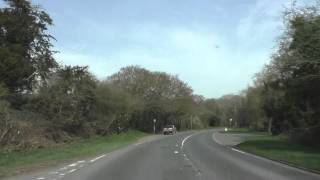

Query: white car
<box><xmin>163</xmin><ymin>125</ymin><xmax>177</xmax><ymax>135</ymax></box>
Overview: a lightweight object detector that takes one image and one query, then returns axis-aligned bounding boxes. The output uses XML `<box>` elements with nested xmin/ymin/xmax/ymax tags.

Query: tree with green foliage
<box><xmin>230</xmin><ymin>2</ymin><xmax>320</xmax><ymax>144</ymax></box>
<box><xmin>0</xmin><ymin>0</ymin><xmax>57</xmax><ymax>93</ymax></box>
<box><xmin>28</xmin><ymin>66</ymin><xmax>97</xmax><ymax>137</ymax></box>
<box><xmin>93</xmin><ymin>82</ymin><xmax>141</xmax><ymax>135</ymax></box>
<box><xmin>108</xmin><ymin>66</ymin><xmax>196</xmax><ymax>132</ymax></box>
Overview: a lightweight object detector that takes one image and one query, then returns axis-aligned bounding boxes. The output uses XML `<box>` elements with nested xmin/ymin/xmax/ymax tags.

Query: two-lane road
<box><xmin>11</xmin><ymin>130</ymin><xmax>320</xmax><ymax>180</ymax></box>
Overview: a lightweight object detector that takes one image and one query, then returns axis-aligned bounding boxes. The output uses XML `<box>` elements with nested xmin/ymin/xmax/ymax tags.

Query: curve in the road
<box><xmin>9</xmin><ymin>130</ymin><xmax>320</xmax><ymax>180</ymax></box>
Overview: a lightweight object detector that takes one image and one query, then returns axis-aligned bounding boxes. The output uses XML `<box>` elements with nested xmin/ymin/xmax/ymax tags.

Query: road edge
<box><xmin>212</xmin><ymin>131</ymin><xmax>320</xmax><ymax>176</ymax></box>
<box><xmin>233</xmin><ymin>146</ymin><xmax>320</xmax><ymax>175</ymax></box>
<box><xmin>3</xmin><ymin>133</ymin><xmax>163</xmax><ymax>180</ymax></box>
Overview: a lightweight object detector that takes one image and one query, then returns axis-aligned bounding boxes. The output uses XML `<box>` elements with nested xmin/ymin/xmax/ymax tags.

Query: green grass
<box><xmin>237</xmin><ymin>134</ymin><xmax>320</xmax><ymax>172</ymax></box>
<box><xmin>0</xmin><ymin>131</ymin><xmax>147</xmax><ymax>177</ymax></box>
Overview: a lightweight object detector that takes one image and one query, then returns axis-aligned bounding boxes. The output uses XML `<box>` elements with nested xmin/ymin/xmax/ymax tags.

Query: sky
<box><xmin>27</xmin><ymin>0</ymin><xmax>311</xmax><ymax>98</ymax></box>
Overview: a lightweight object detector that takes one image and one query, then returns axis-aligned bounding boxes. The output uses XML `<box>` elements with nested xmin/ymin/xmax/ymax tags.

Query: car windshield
<box><xmin>165</xmin><ymin>125</ymin><xmax>174</xmax><ymax>128</ymax></box>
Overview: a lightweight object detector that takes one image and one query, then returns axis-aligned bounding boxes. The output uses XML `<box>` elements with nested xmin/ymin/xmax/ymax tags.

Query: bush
<box><xmin>290</xmin><ymin>126</ymin><xmax>320</xmax><ymax>147</ymax></box>
<box><xmin>0</xmin><ymin>103</ymin><xmax>51</xmax><ymax>151</ymax></box>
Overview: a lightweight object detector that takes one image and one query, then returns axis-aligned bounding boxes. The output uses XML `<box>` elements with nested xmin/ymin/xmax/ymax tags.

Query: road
<box><xmin>10</xmin><ymin>130</ymin><xmax>320</xmax><ymax>180</ymax></box>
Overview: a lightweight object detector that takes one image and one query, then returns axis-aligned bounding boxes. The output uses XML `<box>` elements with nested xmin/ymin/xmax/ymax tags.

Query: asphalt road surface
<box><xmin>10</xmin><ymin>130</ymin><xmax>320</xmax><ymax>180</ymax></box>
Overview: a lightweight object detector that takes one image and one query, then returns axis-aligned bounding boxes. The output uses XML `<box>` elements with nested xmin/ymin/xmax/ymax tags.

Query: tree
<box><xmin>93</xmin><ymin>82</ymin><xmax>141</xmax><ymax>134</ymax></box>
<box><xmin>0</xmin><ymin>0</ymin><xmax>57</xmax><ymax>93</ymax></box>
<box><xmin>108</xmin><ymin>66</ymin><xmax>192</xmax><ymax>101</ymax></box>
<box><xmin>265</xmin><ymin>3</ymin><xmax>320</xmax><ymax>133</ymax></box>
<box><xmin>233</xmin><ymin>2</ymin><xmax>320</xmax><ymax>140</ymax></box>
<box><xmin>28</xmin><ymin>66</ymin><xmax>97</xmax><ymax>137</ymax></box>
<box><xmin>108</xmin><ymin>66</ymin><xmax>195</xmax><ymax>132</ymax></box>
<box><xmin>216</xmin><ymin>94</ymin><xmax>243</xmax><ymax>127</ymax></box>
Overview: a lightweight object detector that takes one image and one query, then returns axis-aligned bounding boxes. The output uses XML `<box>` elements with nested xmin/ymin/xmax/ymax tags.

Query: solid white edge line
<box><xmin>231</xmin><ymin>148</ymin><xmax>246</xmax><ymax>154</ymax></box>
<box><xmin>212</xmin><ymin>132</ymin><xmax>223</xmax><ymax>145</ymax></box>
<box><xmin>90</xmin><ymin>154</ymin><xmax>106</xmax><ymax>163</ymax></box>
<box><xmin>212</xmin><ymin>132</ymin><xmax>278</xmax><ymax>160</ymax></box>
<box><xmin>211</xmin><ymin>131</ymin><xmax>320</xmax><ymax>176</ymax></box>
<box><xmin>212</xmin><ymin>132</ymin><xmax>250</xmax><ymax>156</ymax></box>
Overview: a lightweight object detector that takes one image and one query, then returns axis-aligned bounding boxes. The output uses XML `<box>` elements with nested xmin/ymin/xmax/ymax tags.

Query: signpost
<box><xmin>153</xmin><ymin>119</ymin><xmax>156</xmax><ymax>134</ymax></box>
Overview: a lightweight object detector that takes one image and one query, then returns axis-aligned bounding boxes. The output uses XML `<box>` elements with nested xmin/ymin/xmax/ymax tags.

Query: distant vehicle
<box><xmin>163</xmin><ymin>125</ymin><xmax>177</xmax><ymax>135</ymax></box>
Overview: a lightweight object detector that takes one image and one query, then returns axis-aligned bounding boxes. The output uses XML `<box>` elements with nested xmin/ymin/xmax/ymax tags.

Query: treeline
<box><xmin>217</xmin><ymin>2</ymin><xmax>320</xmax><ymax>146</ymax></box>
<box><xmin>0</xmin><ymin>0</ymin><xmax>220</xmax><ymax>151</ymax></box>
<box><xmin>3</xmin><ymin>0</ymin><xmax>319</xmax><ymax>151</ymax></box>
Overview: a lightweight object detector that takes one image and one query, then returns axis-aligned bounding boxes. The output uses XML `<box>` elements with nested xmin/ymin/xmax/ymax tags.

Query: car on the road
<box><xmin>163</xmin><ymin>125</ymin><xmax>177</xmax><ymax>135</ymax></box>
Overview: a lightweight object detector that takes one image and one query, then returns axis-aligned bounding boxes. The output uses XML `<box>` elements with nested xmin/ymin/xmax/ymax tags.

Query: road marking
<box><xmin>181</xmin><ymin>134</ymin><xmax>195</xmax><ymax>148</ymax></box>
<box><xmin>211</xmin><ymin>131</ymin><xmax>320</xmax><ymax>176</ymax></box>
<box><xmin>49</xmin><ymin>171</ymin><xmax>59</xmax><ymax>175</ymax></box>
<box><xmin>67</xmin><ymin>168</ymin><xmax>77</xmax><ymax>174</ymax></box>
<box><xmin>175</xmin><ymin>144</ymin><xmax>179</xmax><ymax>147</ymax></box>
<box><xmin>59</xmin><ymin>167</ymin><xmax>68</xmax><ymax>170</ymax></box>
<box><xmin>90</xmin><ymin>154</ymin><xmax>106</xmax><ymax>163</ymax></box>
<box><xmin>36</xmin><ymin>177</ymin><xmax>46</xmax><ymax>180</ymax></box>
<box><xmin>68</xmin><ymin>163</ymin><xmax>78</xmax><ymax>167</ymax></box>
<box><xmin>174</xmin><ymin>150</ymin><xmax>179</xmax><ymax>154</ymax></box>
<box><xmin>59</xmin><ymin>173</ymin><xmax>65</xmax><ymax>176</ymax></box>
<box><xmin>232</xmin><ymin>148</ymin><xmax>246</xmax><ymax>154</ymax></box>
<box><xmin>77</xmin><ymin>160</ymin><xmax>85</xmax><ymax>163</ymax></box>
<box><xmin>212</xmin><ymin>133</ymin><xmax>223</xmax><ymax>145</ymax></box>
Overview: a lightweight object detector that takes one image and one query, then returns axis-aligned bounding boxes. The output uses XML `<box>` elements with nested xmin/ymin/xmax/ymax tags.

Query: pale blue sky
<box><xmin>29</xmin><ymin>0</ymin><xmax>310</xmax><ymax>98</ymax></box>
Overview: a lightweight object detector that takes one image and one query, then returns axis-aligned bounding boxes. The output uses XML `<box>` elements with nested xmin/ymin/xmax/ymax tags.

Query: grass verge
<box><xmin>0</xmin><ymin>131</ymin><xmax>147</xmax><ymax>177</ymax></box>
<box><xmin>237</xmin><ymin>134</ymin><xmax>320</xmax><ymax>172</ymax></box>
